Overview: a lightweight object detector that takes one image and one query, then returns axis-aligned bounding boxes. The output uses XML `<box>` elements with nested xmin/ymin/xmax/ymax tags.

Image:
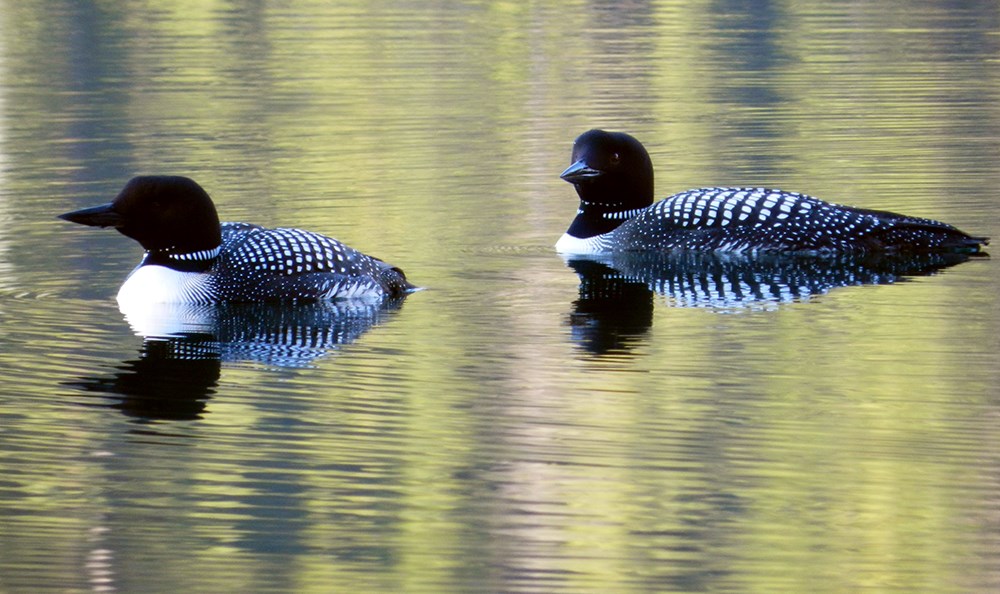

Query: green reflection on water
<box><xmin>1</xmin><ymin>0</ymin><xmax>998</xmax><ymax>592</ymax></box>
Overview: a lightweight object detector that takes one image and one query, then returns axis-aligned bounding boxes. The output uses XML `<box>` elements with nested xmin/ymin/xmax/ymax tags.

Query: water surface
<box><xmin>2</xmin><ymin>2</ymin><xmax>999</xmax><ymax>592</ymax></box>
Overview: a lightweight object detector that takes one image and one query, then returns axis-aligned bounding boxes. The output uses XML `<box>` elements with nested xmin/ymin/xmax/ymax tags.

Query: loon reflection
<box><xmin>567</xmin><ymin>251</ymin><xmax>982</xmax><ymax>355</ymax></box>
<box><xmin>66</xmin><ymin>299</ymin><xmax>404</xmax><ymax>420</ymax></box>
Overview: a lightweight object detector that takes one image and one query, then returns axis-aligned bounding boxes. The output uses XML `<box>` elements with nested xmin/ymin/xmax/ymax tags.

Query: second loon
<box><xmin>557</xmin><ymin>129</ymin><xmax>988</xmax><ymax>255</ymax></box>
<box><xmin>59</xmin><ymin>176</ymin><xmax>414</xmax><ymax>305</ymax></box>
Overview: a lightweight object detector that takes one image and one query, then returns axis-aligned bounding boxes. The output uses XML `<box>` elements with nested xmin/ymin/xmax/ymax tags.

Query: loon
<box><xmin>557</xmin><ymin>129</ymin><xmax>988</xmax><ymax>255</ymax></box>
<box><xmin>59</xmin><ymin>176</ymin><xmax>414</xmax><ymax>305</ymax></box>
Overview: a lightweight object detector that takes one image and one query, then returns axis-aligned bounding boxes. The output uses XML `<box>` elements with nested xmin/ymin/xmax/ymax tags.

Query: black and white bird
<box><xmin>557</xmin><ymin>129</ymin><xmax>988</xmax><ymax>255</ymax></box>
<box><xmin>59</xmin><ymin>176</ymin><xmax>414</xmax><ymax>305</ymax></box>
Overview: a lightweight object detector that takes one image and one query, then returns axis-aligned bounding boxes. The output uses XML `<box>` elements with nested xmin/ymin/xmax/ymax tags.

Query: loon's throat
<box><xmin>567</xmin><ymin>201</ymin><xmax>644</xmax><ymax>239</ymax></box>
<box><xmin>144</xmin><ymin>245</ymin><xmax>221</xmax><ymax>272</ymax></box>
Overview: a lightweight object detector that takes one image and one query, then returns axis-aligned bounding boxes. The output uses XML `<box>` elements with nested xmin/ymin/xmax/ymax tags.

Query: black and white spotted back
<box><xmin>210</xmin><ymin>223</ymin><xmax>410</xmax><ymax>301</ymax></box>
<box><xmin>612</xmin><ymin>187</ymin><xmax>980</xmax><ymax>254</ymax></box>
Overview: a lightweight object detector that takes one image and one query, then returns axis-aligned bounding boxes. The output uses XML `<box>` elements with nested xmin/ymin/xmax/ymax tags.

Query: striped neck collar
<box><xmin>567</xmin><ymin>201</ymin><xmax>644</xmax><ymax>239</ymax></box>
<box><xmin>166</xmin><ymin>246</ymin><xmax>221</xmax><ymax>262</ymax></box>
<box><xmin>578</xmin><ymin>200</ymin><xmax>643</xmax><ymax>220</ymax></box>
<box><xmin>142</xmin><ymin>245</ymin><xmax>221</xmax><ymax>272</ymax></box>
<box><xmin>601</xmin><ymin>207</ymin><xmax>645</xmax><ymax>220</ymax></box>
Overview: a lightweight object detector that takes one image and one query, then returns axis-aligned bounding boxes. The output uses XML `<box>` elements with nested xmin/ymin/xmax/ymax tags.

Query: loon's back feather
<box><xmin>213</xmin><ymin>223</ymin><xmax>413</xmax><ymax>301</ymax></box>
<box><xmin>613</xmin><ymin>187</ymin><xmax>987</xmax><ymax>254</ymax></box>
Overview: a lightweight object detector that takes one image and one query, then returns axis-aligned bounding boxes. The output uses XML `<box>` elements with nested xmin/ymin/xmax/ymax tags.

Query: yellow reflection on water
<box><xmin>1</xmin><ymin>0</ymin><xmax>998</xmax><ymax>592</ymax></box>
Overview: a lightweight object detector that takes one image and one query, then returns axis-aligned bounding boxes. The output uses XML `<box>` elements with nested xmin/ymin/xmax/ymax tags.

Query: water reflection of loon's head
<box><xmin>566</xmin><ymin>257</ymin><xmax>654</xmax><ymax>356</ymax></box>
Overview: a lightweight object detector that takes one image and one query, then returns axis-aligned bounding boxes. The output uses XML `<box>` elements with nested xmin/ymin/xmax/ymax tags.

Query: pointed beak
<box><xmin>560</xmin><ymin>159</ymin><xmax>603</xmax><ymax>183</ymax></box>
<box><xmin>58</xmin><ymin>203</ymin><xmax>123</xmax><ymax>228</ymax></box>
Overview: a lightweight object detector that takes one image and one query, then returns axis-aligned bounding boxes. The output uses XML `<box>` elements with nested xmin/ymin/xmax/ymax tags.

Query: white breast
<box><xmin>555</xmin><ymin>232</ymin><xmax>608</xmax><ymax>255</ymax></box>
<box><xmin>116</xmin><ymin>264</ymin><xmax>215</xmax><ymax>307</ymax></box>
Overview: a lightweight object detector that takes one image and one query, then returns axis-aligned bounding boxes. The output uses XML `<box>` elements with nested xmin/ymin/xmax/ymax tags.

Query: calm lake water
<box><xmin>2</xmin><ymin>2</ymin><xmax>1000</xmax><ymax>592</ymax></box>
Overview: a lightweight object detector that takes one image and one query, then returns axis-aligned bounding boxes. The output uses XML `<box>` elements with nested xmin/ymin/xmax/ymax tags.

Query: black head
<box><xmin>59</xmin><ymin>176</ymin><xmax>222</xmax><ymax>254</ymax></box>
<box><xmin>560</xmin><ymin>129</ymin><xmax>655</xmax><ymax>211</ymax></box>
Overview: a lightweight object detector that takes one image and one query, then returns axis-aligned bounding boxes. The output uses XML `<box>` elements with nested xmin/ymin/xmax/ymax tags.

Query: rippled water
<box><xmin>2</xmin><ymin>2</ymin><xmax>1000</xmax><ymax>592</ymax></box>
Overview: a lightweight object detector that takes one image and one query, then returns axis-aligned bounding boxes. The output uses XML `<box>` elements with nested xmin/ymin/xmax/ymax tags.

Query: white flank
<box><xmin>116</xmin><ymin>264</ymin><xmax>214</xmax><ymax>307</ymax></box>
<box><xmin>555</xmin><ymin>233</ymin><xmax>607</xmax><ymax>255</ymax></box>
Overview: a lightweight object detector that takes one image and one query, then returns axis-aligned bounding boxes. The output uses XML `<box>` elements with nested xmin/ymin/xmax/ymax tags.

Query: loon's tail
<box><xmin>379</xmin><ymin>264</ymin><xmax>420</xmax><ymax>296</ymax></box>
<box><xmin>868</xmin><ymin>218</ymin><xmax>989</xmax><ymax>254</ymax></box>
<box><xmin>845</xmin><ymin>205</ymin><xmax>987</xmax><ymax>253</ymax></box>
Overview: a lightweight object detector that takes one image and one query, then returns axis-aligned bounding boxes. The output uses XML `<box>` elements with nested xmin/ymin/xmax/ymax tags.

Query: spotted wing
<box><xmin>215</xmin><ymin>223</ymin><xmax>410</xmax><ymax>301</ymax></box>
<box><xmin>618</xmin><ymin>188</ymin><xmax>983</xmax><ymax>253</ymax></box>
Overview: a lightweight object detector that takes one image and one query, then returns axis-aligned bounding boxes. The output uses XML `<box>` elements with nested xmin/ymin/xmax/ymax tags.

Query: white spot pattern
<box><xmin>143</xmin><ymin>222</ymin><xmax>412</xmax><ymax>302</ymax></box>
<box><xmin>567</xmin><ymin>186</ymin><xmax>973</xmax><ymax>255</ymax></box>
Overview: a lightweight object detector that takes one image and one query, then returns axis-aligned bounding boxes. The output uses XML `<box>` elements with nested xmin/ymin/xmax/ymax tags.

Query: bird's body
<box><xmin>60</xmin><ymin>176</ymin><xmax>413</xmax><ymax>304</ymax></box>
<box><xmin>558</xmin><ymin>130</ymin><xmax>988</xmax><ymax>255</ymax></box>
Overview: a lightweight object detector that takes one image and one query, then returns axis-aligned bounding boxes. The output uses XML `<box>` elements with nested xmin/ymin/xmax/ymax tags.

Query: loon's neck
<box><xmin>141</xmin><ymin>245</ymin><xmax>221</xmax><ymax>273</ymax></box>
<box><xmin>565</xmin><ymin>200</ymin><xmax>647</xmax><ymax>239</ymax></box>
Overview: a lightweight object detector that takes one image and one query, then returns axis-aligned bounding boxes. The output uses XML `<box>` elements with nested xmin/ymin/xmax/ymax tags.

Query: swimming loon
<box><xmin>59</xmin><ymin>176</ymin><xmax>414</xmax><ymax>305</ymax></box>
<box><xmin>557</xmin><ymin>129</ymin><xmax>988</xmax><ymax>255</ymax></box>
